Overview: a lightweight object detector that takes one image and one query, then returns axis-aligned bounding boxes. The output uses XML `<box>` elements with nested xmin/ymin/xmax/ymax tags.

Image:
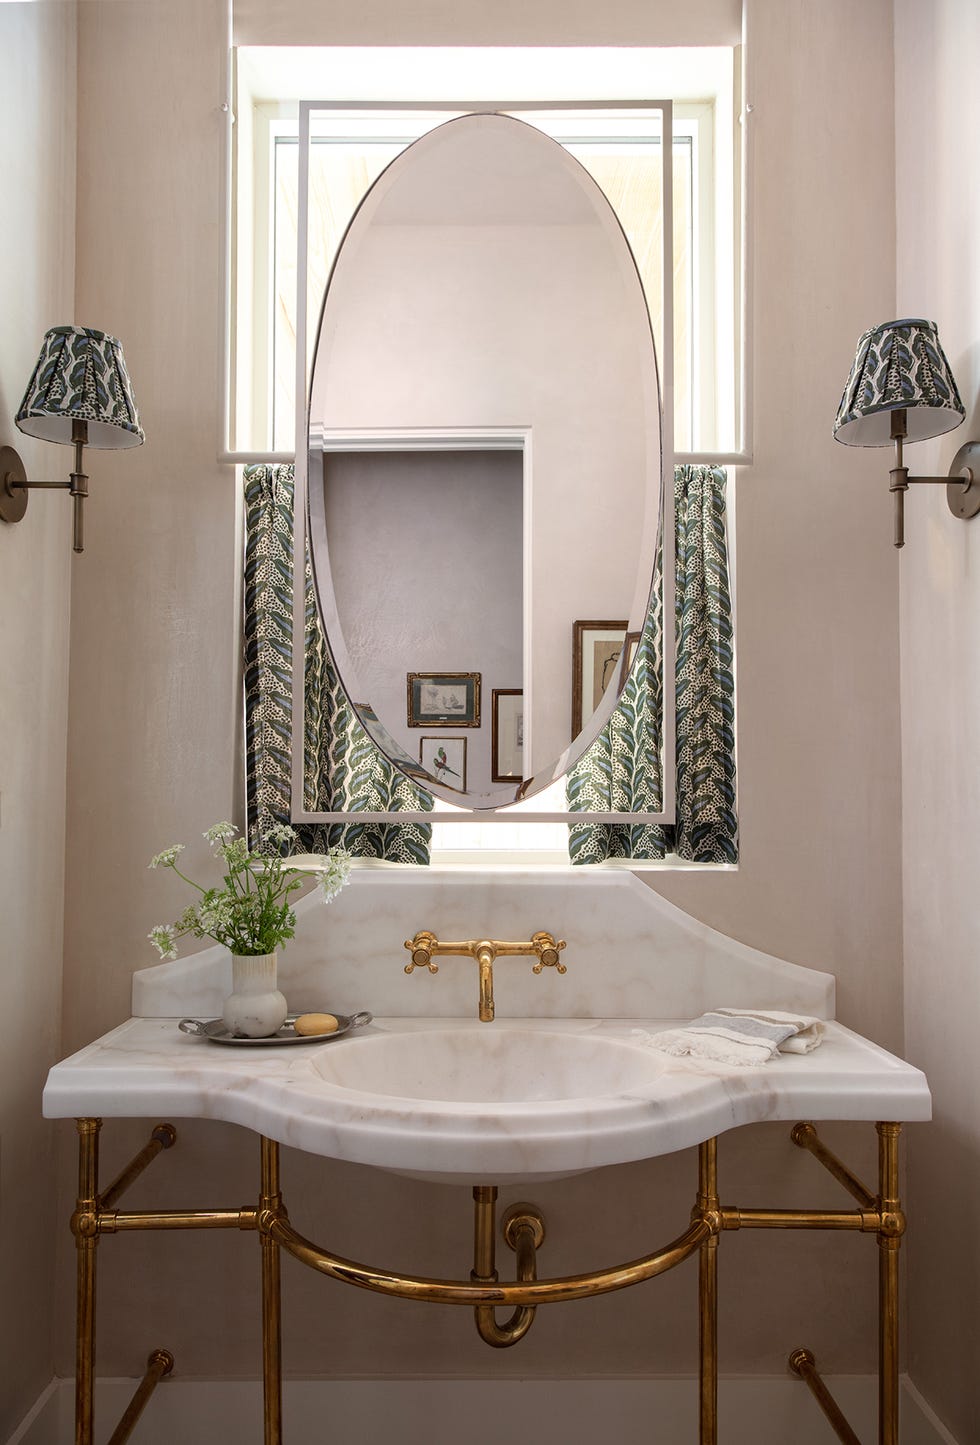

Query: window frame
<box><xmin>224</xmin><ymin>45</ymin><xmax>748</xmax><ymax>466</ymax></box>
<box><xmin>262</xmin><ymin>110</ymin><xmax>709</xmax><ymax>455</ymax></box>
<box><xmin>222</xmin><ymin>47</ymin><xmax>746</xmax><ymax>862</ymax></box>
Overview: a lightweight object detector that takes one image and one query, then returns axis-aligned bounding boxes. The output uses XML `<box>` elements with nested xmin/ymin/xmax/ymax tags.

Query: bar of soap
<box><xmin>294</xmin><ymin>1012</ymin><xmax>340</xmax><ymax>1036</ymax></box>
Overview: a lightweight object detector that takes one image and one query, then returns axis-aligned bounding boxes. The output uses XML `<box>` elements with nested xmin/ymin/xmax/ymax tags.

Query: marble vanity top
<box><xmin>43</xmin><ymin>1015</ymin><xmax>931</xmax><ymax>1185</ymax></box>
<box><xmin>45</xmin><ymin>874</ymin><xmax>930</xmax><ymax>1182</ymax></box>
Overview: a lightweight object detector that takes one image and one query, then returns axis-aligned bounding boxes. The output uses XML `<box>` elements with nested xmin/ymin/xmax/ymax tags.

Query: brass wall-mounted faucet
<box><xmin>403</xmin><ymin>931</ymin><xmax>567</xmax><ymax>1022</ymax></box>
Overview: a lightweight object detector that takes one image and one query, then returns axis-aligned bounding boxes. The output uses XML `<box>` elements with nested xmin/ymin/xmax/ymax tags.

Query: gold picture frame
<box><xmin>407</xmin><ymin>672</ymin><xmax>481</xmax><ymax>727</ymax></box>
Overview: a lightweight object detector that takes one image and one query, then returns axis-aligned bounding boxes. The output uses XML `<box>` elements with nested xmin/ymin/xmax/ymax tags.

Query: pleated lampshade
<box><xmin>834</xmin><ymin>317</ymin><xmax>964</xmax><ymax>447</ymax></box>
<box><xmin>15</xmin><ymin>325</ymin><xmax>144</xmax><ymax>449</ymax></box>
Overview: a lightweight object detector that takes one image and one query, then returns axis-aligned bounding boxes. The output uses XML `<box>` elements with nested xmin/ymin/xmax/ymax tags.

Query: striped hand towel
<box><xmin>635</xmin><ymin>1009</ymin><xmax>825</xmax><ymax>1067</ymax></box>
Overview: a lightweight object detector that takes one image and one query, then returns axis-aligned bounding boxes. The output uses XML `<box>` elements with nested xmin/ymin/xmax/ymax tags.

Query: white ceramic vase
<box><xmin>222</xmin><ymin>952</ymin><xmax>288</xmax><ymax>1039</ymax></box>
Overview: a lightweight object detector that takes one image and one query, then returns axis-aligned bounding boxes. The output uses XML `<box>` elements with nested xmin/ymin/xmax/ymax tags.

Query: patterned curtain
<box><xmin>567</xmin><ymin>465</ymin><xmax>738</xmax><ymax>864</ymax></box>
<box><xmin>243</xmin><ymin>465</ymin><xmax>432</xmax><ymax>863</ymax></box>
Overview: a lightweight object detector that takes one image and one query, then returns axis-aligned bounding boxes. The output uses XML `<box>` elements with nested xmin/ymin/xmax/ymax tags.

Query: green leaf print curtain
<box><xmin>567</xmin><ymin>465</ymin><xmax>738</xmax><ymax>864</ymax></box>
<box><xmin>243</xmin><ymin>464</ymin><xmax>432</xmax><ymax>863</ymax></box>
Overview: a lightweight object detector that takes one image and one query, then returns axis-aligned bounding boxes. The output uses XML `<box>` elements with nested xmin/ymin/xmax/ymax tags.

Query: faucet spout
<box><xmin>476</xmin><ymin>943</ymin><xmax>496</xmax><ymax>1023</ymax></box>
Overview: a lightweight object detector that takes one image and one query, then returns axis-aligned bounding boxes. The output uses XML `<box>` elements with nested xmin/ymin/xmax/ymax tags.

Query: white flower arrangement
<box><xmin>148</xmin><ymin>822</ymin><xmax>351</xmax><ymax>960</ymax></box>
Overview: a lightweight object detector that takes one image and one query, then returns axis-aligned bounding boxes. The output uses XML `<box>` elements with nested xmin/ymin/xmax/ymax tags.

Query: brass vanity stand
<box><xmin>71</xmin><ymin>1117</ymin><xmax>903</xmax><ymax>1445</ymax></box>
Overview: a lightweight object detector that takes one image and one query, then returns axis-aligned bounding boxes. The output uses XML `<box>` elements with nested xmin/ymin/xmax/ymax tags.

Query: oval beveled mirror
<box><xmin>307</xmin><ymin>112</ymin><xmax>662</xmax><ymax>809</ymax></box>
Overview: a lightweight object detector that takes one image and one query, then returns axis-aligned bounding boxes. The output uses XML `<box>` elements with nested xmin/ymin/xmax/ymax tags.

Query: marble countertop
<box><xmin>43</xmin><ymin>1016</ymin><xmax>932</xmax><ymax>1185</ymax></box>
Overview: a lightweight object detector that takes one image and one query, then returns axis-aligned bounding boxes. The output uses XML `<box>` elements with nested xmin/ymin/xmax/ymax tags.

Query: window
<box><xmin>229</xmin><ymin>48</ymin><xmax>741</xmax><ymax>862</ymax></box>
<box><xmin>229</xmin><ymin>46</ymin><xmax>742</xmax><ymax>460</ymax></box>
<box><xmin>266</xmin><ymin>111</ymin><xmax>700</xmax><ymax>450</ymax></box>
<box><xmin>430</xmin><ymin>780</ymin><xmax>571</xmax><ymax>865</ymax></box>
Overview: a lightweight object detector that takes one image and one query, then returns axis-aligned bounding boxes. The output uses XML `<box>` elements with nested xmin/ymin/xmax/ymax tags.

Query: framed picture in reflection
<box><xmin>407</xmin><ymin>672</ymin><xmax>481</xmax><ymax>727</ymax></box>
<box><xmin>492</xmin><ymin>688</ymin><xmax>523</xmax><ymax>783</ymax></box>
<box><xmin>419</xmin><ymin>736</ymin><xmax>468</xmax><ymax>792</ymax></box>
<box><xmin>571</xmin><ymin>620</ymin><xmax>628</xmax><ymax>735</ymax></box>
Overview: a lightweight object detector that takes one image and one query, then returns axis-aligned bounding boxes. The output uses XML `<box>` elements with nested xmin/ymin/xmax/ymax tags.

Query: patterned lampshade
<box><xmin>834</xmin><ymin>317</ymin><xmax>964</xmax><ymax>447</ymax></box>
<box><xmin>15</xmin><ymin>325</ymin><xmax>143</xmax><ymax>449</ymax></box>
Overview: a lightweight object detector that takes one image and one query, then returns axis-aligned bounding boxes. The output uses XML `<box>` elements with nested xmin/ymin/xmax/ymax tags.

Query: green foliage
<box><xmin>243</xmin><ymin>466</ymin><xmax>432</xmax><ymax>864</ymax></box>
<box><xmin>147</xmin><ymin>823</ymin><xmax>351</xmax><ymax>959</ymax></box>
<box><xmin>568</xmin><ymin>466</ymin><xmax>738</xmax><ymax>865</ymax></box>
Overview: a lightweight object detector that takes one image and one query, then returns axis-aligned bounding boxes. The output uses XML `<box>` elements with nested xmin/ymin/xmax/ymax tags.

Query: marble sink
<box><xmin>310</xmin><ymin>1023</ymin><xmax>668</xmax><ymax>1104</ymax></box>
<box><xmin>43</xmin><ymin>1014</ymin><xmax>931</xmax><ymax>1187</ymax></box>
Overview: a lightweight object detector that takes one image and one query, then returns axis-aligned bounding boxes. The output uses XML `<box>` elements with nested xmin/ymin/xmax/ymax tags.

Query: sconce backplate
<box><xmin>947</xmin><ymin>441</ymin><xmax>980</xmax><ymax>521</ymax></box>
<box><xmin>0</xmin><ymin>445</ymin><xmax>28</xmax><ymax>524</ymax></box>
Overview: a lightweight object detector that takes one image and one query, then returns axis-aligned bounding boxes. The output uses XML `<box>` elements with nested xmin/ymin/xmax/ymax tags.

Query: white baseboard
<box><xmin>3</xmin><ymin>1384</ymin><xmax>59</xmax><ymax>1445</ymax></box>
<box><xmin>6</xmin><ymin>1374</ymin><xmax>961</xmax><ymax>1445</ymax></box>
<box><xmin>900</xmin><ymin>1378</ymin><xmax>961</xmax><ymax>1445</ymax></box>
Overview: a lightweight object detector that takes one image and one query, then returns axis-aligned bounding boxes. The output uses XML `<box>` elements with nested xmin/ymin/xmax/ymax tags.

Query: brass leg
<box><xmin>106</xmin><ymin>1349</ymin><xmax>175</xmax><ymax>1445</ymax></box>
<box><xmin>788</xmin><ymin>1348</ymin><xmax>863</xmax><ymax>1445</ymax></box>
<box><xmin>791</xmin><ymin>1122</ymin><xmax>877</xmax><ymax>1209</ymax></box>
<box><xmin>73</xmin><ymin>1119</ymin><xmax>102</xmax><ymax>1445</ymax></box>
<box><xmin>877</xmin><ymin>1123</ymin><xmax>903</xmax><ymax>1445</ymax></box>
<box><xmin>260</xmin><ymin>1138</ymin><xmax>283</xmax><ymax>1445</ymax></box>
<box><xmin>697</xmin><ymin>1139</ymin><xmax>719</xmax><ymax>1445</ymax></box>
<box><xmin>99</xmin><ymin>1123</ymin><xmax>177</xmax><ymax>1210</ymax></box>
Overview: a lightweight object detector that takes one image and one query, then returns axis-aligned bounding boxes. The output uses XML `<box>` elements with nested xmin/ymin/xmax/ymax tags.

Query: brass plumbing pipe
<box><xmin>98</xmin><ymin>1207</ymin><xmax>258</xmax><ymax>1233</ymax></box>
<box><xmin>715</xmin><ymin>1124</ymin><xmax>904</xmax><ymax>1445</ymax></box>
<box><xmin>260</xmin><ymin>1137</ymin><xmax>283</xmax><ymax>1445</ymax></box>
<box><xmin>105</xmin><ymin>1349</ymin><xmax>174</xmax><ymax>1445</ymax></box>
<box><xmin>791</xmin><ymin>1122</ymin><xmax>877</xmax><ymax>1210</ymax></box>
<box><xmin>878</xmin><ymin>1122</ymin><xmax>903</xmax><ymax>1445</ymax></box>
<box><xmin>266</xmin><ymin>1208</ymin><xmax>712</xmax><ymax>1306</ymax></box>
<box><xmin>64</xmin><ymin>1111</ymin><xmax>914</xmax><ymax>1445</ymax></box>
<box><xmin>787</xmin><ymin>1115</ymin><xmax>906</xmax><ymax>1443</ymax></box>
<box><xmin>98</xmin><ymin>1124</ymin><xmax>177</xmax><ymax>1211</ymax></box>
<box><xmin>72</xmin><ymin>1120</ymin><xmax>187</xmax><ymax>1445</ymax></box>
<box><xmin>720</xmin><ymin>1208</ymin><xmax>879</xmax><ymax>1232</ymax></box>
<box><xmin>69</xmin><ymin>1118</ymin><xmax>909</xmax><ymax>1445</ymax></box>
<box><xmin>697</xmin><ymin>1139</ymin><xmax>720</xmax><ymax>1445</ymax></box>
<box><xmin>730</xmin><ymin>1123</ymin><xmax>905</xmax><ymax>1445</ymax></box>
<box><xmin>471</xmin><ymin>1187</ymin><xmax>544</xmax><ymax>1347</ymax></box>
<box><xmin>788</xmin><ymin>1349</ymin><xmax>863</xmax><ymax>1445</ymax></box>
<box><xmin>725</xmin><ymin>1121</ymin><xmax>894</xmax><ymax>1234</ymax></box>
<box><xmin>74</xmin><ymin>1119</ymin><xmax>101</xmax><ymax>1445</ymax></box>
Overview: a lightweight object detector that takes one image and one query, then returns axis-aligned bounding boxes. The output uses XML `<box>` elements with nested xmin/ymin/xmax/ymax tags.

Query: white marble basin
<box><xmin>43</xmin><ymin>1015</ymin><xmax>932</xmax><ymax>1188</ymax></box>
<box><xmin>310</xmin><ymin>1025</ymin><xmax>666</xmax><ymax>1105</ymax></box>
<box><xmin>304</xmin><ymin>1021</ymin><xmax>677</xmax><ymax>1183</ymax></box>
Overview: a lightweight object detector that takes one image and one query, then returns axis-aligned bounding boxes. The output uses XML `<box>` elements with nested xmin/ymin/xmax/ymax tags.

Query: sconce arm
<box><xmin>8</xmin><ymin>479</ymin><xmax>73</xmax><ymax>490</ymax></box>
<box><xmin>1</xmin><ymin>433</ymin><xmax>90</xmax><ymax>551</ymax></box>
<box><xmin>887</xmin><ymin>431</ymin><xmax>980</xmax><ymax>548</ymax></box>
<box><xmin>901</xmin><ymin>473</ymin><xmax>970</xmax><ymax>485</ymax></box>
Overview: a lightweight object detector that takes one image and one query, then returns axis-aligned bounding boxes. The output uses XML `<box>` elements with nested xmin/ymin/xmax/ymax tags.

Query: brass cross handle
<box><xmin>530</xmin><ymin>932</ymin><xmax>567</xmax><ymax>974</ymax></box>
<box><xmin>404</xmin><ymin>930</ymin><xmax>439</xmax><ymax>974</ymax></box>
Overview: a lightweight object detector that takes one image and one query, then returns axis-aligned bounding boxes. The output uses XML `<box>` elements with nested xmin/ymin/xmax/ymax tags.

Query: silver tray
<box><xmin>178</xmin><ymin>1011</ymin><xmax>372</xmax><ymax>1046</ymax></box>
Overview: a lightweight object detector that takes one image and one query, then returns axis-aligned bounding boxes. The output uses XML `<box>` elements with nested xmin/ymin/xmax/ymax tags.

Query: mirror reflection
<box><xmin>308</xmin><ymin>113</ymin><xmax>662</xmax><ymax>808</ymax></box>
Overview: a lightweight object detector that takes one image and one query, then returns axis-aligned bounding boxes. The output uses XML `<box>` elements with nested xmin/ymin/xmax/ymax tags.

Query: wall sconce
<box><xmin>0</xmin><ymin>325</ymin><xmax>143</xmax><ymax>553</ymax></box>
<box><xmin>834</xmin><ymin>317</ymin><xmax>979</xmax><ymax>547</ymax></box>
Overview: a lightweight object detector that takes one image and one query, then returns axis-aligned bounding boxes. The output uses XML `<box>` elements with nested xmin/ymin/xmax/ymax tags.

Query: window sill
<box><xmin>345</xmin><ymin>854</ymin><xmax>738</xmax><ymax>873</ymax></box>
